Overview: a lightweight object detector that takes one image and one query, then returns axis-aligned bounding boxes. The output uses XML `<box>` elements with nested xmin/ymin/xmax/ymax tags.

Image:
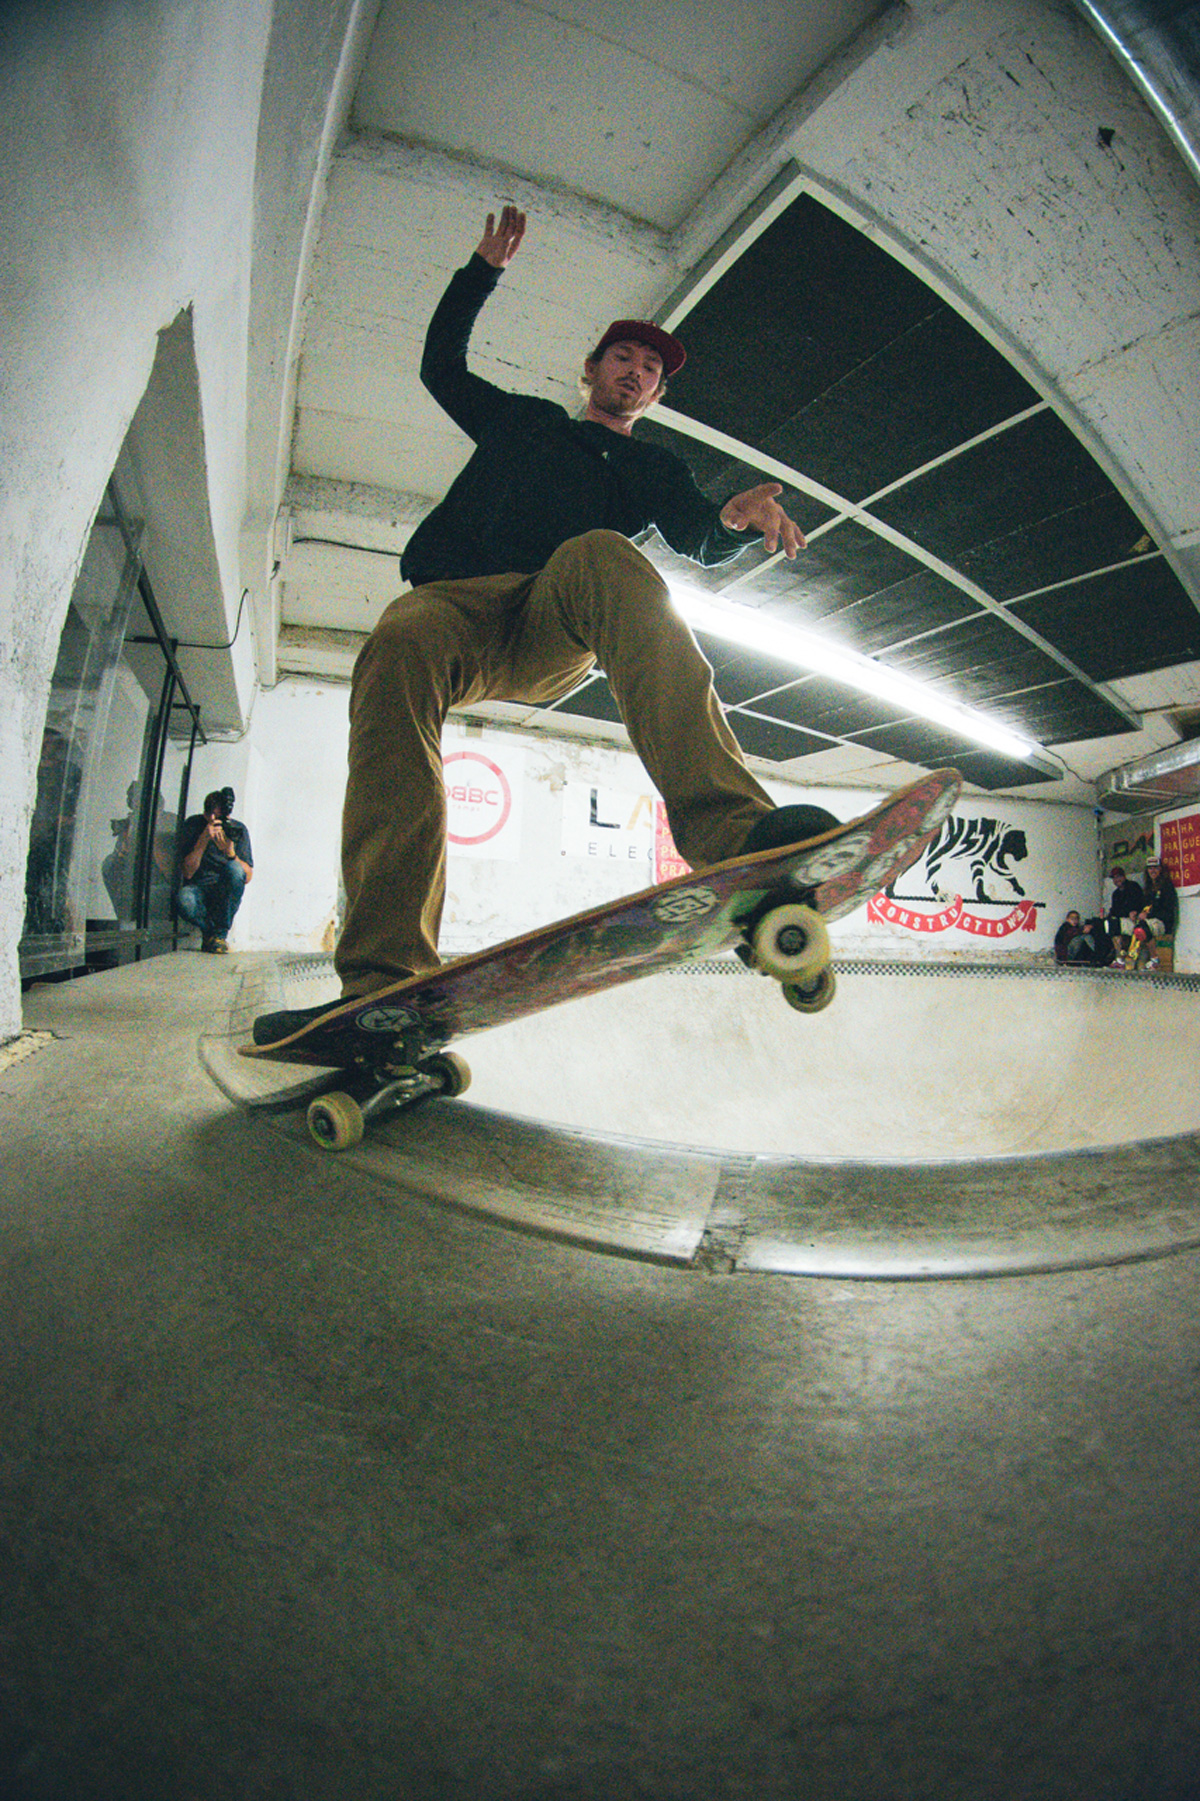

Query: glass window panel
<box><xmin>147</xmin><ymin>736</ymin><xmax>189</xmax><ymax>928</ymax></box>
<box><xmin>22</xmin><ymin>499</ymin><xmax>134</xmax><ymax>970</ymax></box>
<box><xmin>21</xmin><ymin>484</ymin><xmax>202</xmax><ymax>977</ymax></box>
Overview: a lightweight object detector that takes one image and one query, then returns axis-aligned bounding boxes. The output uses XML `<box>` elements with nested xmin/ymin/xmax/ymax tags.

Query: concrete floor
<box><xmin>3</xmin><ymin>953</ymin><xmax>1200</xmax><ymax>1800</ymax></box>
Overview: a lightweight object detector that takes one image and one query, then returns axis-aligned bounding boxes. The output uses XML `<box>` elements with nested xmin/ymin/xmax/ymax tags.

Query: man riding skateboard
<box><xmin>256</xmin><ymin>204</ymin><xmax>838</xmax><ymax>1044</ymax></box>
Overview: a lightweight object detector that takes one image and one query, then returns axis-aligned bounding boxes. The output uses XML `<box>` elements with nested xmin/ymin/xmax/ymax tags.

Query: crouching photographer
<box><xmin>175</xmin><ymin>787</ymin><xmax>253</xmax><ymax>953</ymax></box>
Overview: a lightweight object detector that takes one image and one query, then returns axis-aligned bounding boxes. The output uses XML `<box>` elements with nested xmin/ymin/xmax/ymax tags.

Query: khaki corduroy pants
<box><xmin>335</xmin><ymin>529</ymin><xmax>773</xmax><ymax>997</ymax></box>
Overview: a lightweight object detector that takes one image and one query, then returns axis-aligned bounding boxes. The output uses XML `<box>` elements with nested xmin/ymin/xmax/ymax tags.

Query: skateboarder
<box><xmin>258</xmin><ymin>205</ymin><xmax>838</xmax><ymax>1039</ymax></box>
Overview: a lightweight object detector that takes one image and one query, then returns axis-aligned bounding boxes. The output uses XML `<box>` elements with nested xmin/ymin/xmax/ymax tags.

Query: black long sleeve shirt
<box><xmin>1147</xmin><ymin>876</ymin><xmax>1178</xmax><ymax>934</ymax></box>
<box><xmin>400</xmin><ymin>255</ymin><xmax>747</xmax><ymax>586</ymax></box>
<box><xmin>1107</xmin><ymin>878</ymin><xmax>1143</xmax><ymax>925</ymax></box>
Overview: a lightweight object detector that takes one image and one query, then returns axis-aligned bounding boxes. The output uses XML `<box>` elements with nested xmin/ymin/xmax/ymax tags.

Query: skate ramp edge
<box><xmin>460</xmin><ymin>959</ymin><xmax>1200</xmax><ymax>1161</ymax></box>
<box><xmin>202</xmin><ymin>956</ymin><xmax>1200</xmax><ymax>1280</ymax></box>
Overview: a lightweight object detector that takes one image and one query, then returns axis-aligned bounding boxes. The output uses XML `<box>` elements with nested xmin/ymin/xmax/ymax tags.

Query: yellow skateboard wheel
<box><xmin>307</xmin><ymin>1091</ymin><xmax>365</xmax><ymax>1151</ymax></box>
<box><xmin>751</xmin><ymin>903</ymin><xmax>830</xmax><ymax>980</ymax></box>
<box><xmin>782</xmin><ymin>967</ymin><xmax>837</xmax><ymax>1013</ymax></box>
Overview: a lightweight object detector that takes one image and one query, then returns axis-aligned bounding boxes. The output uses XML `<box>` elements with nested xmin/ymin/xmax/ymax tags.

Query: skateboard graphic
<box><xmin>242</xmin><ymin>769</ymin><xmax>961</xmax><ymax>1149</ymax></box>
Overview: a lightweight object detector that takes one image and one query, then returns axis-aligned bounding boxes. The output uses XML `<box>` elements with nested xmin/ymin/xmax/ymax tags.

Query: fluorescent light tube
<box><xmin>670</xmin><ymin>583</ymin><xmax>1039</xmax><ymax>762</ymax></box>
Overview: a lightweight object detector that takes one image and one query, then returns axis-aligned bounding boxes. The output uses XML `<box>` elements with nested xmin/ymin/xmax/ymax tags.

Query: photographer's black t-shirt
<box><xmin>179</xmin><ymin>815</ymin><xmax>253</xmax><ymax>878</ymax></box>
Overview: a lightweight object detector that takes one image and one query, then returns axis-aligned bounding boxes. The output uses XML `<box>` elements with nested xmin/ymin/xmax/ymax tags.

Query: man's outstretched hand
<box><xmin>720</xmin><ymin>483</ymin><xmax>806</xmax><ymax>559</ymax></box>
<box><xmin>476</xmin><ymin>204</ymin><xmax>526</xmax><ymax>270</ymax></box>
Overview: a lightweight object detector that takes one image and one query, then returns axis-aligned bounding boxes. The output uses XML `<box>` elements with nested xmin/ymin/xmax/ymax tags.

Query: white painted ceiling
<box><xmin>352</xmin><ymin>0</ymin><xmax>879</xmax><ymax>230</ymax></box>
<box><xmin>275</xmin><ymin>0</ymin><xmax>1200</xmax><ymax>808</ymax></box>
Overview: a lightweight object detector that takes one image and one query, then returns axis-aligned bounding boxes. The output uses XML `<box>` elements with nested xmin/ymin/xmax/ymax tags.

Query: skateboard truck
<box><xmin>306</xmin><ymin>1050</ymin><xmax>471</xmax><ymax>1151</ymax></box>
<box><xmin>732</xmin><ymin>882</ymin><xmax>836</xmax><ymax>1014</ymax></box>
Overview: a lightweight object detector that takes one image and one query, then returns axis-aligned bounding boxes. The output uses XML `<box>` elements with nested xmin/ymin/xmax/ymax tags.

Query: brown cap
<box><xmin>589</xmin><ymin>319</ymin><xmax>685</xmax><ymax>377</ymax></box>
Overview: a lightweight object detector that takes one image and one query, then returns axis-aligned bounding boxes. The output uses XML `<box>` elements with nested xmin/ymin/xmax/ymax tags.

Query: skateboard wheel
<box><xmin>782</xmin><ymin>967</ymin><xmax>837</xmax><ymax>1014</ymax></box>
<box><xmin>307</xmin><ymin>1091</ymin><xmax>365</xmax><ymax>1151</ymax></box>
<box><xmin>751</xmin><ymin>903</ymin><xmax>830</xmax><ymax>980</ymax></box>
<box><xmin>426</xmin><ymin>1051</ymin><xmax>471</xmax><ymax>1098</ymax></box>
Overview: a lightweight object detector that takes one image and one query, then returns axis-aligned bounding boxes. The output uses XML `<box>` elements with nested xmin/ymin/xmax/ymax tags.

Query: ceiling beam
<box><xmin>654</xmin><ymin>402</ymin><xmax>1143</xmax><ymax>734</ymax></box>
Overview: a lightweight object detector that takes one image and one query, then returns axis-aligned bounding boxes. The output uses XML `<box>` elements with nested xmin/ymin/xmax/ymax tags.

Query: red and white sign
<box><xmin>867</xmin><ymin>893</ymin><xmax>1038</xmax><ymax>937</ymax></box>
<box><xmin>653</xmin><ymin>802</ymin><xmax>689</xmax><ymax>883</ymax></box>
<box><xmin>1157</xmin><ymin>806</ymin><xmax>1200</xmax><ymax>895</ymax></box>
<box><xmin>444</xmin><ymin>747</ymin><xmax>523</xmax><ymax>860</ymax></box>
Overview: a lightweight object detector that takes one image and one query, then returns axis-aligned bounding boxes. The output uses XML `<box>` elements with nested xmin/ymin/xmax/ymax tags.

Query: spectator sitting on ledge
<box><xmin>1123</xmin><ymin>857</ymin><xmax>1177</xmax><ymax>969</ymax></box>
<box><xmin>1054</xmin><ymin>910</ymin><xmax>1083</xmax><ymax>963</ymax></box>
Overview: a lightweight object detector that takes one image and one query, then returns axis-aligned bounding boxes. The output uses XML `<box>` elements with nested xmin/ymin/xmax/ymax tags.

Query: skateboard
<box><xmin>1120</xmin><ymin>916</ymin><xmax>1160</xmax><ymax>970</ymax></box>
<box><xmin>242</xmin><ymin>768</ymin><xmax>961</xmax><ymax>1149</ymax></box>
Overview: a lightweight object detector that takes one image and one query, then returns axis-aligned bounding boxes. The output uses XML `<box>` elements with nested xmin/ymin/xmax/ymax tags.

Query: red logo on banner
<box><xmin>444</xmin><ymin>751</ymin><xmax>512</xmax><ymax>846</ymax></box>
<box><xmin>867</xmin><ymin>893</ymin><xmax>1038</xmax><ymax>937</ymax></box>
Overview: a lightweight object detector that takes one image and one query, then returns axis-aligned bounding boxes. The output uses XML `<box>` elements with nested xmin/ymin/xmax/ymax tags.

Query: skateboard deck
<box><xmin>241</xmin><ymin>769</ymin><xmax>961</xmax><ymax>1149</ymax></box>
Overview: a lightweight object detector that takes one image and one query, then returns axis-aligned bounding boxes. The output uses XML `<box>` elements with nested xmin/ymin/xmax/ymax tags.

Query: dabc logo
<box><xmin>444</xmin><ymin>751</ymin><xmax>512</xmax><ymax>846</ymax></box>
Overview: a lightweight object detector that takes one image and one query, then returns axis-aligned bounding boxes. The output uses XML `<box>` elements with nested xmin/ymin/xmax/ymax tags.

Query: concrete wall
<box><xmin>117</xmin><ymin>673</ymin><xmax>1200</xmax><ymax>977</ymax></box>
<box><xmin>1171</xmin><ymin>882</ymin><xmax>1200</xmax><ymax>970</ymax></box>
<box><xmin>0</xmin><ymin>0</ymin><xmax>278</xmax><ymax>1037</ymax></box>
<box><xmin>224</xmin><ymin>683</ymin><xmax>350</xmax><ymax>955</ymax></box>
<box><xmin>0</xmin><ymin>0</ymin><xmax>369</xmax><ymax>1041</ymax></box>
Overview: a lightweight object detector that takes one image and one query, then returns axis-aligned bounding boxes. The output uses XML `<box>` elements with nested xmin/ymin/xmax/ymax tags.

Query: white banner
<box><xmin>444</xmin><ymin>745</ymin><xmax>525</xmax><ymax>861</ymax></box>
<box><xmin>561</xmin><ymin>782</ymin><xmax>656</xmax><ymax>870</ymax></box>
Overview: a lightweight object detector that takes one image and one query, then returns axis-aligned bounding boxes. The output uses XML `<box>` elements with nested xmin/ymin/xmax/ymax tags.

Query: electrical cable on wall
<box><xmin>174</xmin><ymin>587</ymin><xmax>250</xmax><ymax>652</ymax></box>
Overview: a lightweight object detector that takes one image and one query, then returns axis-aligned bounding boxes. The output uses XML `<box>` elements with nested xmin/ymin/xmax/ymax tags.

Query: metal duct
<box><xmin>1072</xmin><ymin>0</ymin><xmax>1200</xmax><ymax>189</ymax></box>
<box><xmin>1099</xmin><ymin>736</ymin><xmax>1200</xmax><ymax>811</ymax></box>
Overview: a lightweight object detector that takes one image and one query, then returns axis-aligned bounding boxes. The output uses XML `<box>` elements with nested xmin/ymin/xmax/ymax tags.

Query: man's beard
<box><xmin>592</xmin><ymin>380</ymin><xmax>644</xmax><ymax>418</ymax></box>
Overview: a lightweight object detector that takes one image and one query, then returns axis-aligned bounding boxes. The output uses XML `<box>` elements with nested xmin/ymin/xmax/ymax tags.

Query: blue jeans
<box><xmin>176</xmin><ymin>862</ymin><xmax>246</xmax><ymax>939</ymax></box>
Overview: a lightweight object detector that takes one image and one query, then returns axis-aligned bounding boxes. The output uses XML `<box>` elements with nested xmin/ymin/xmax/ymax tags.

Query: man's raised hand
<box><xmin>476</xmin><ymin>204</ymin><xmax>526</xmax><ymax>270</ymax></box>
<box><xmin>720</xmin><ymin>482</ymin><xmax>807</xmax><ymax>559</ymax></box>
